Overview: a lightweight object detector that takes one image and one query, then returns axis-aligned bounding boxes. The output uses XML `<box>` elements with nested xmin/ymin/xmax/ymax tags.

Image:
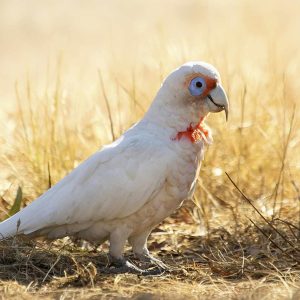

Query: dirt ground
<box><xmin>1</xmin><ymin>210</ymin><xmax>300</xmax><ymax>300</ymax></box>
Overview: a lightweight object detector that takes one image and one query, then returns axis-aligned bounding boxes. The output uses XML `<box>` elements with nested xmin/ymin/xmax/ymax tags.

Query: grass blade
<box><xmin>6</xmin><ymin>186</ymin><xmax>23</xmax><ymax>218</ymax></box>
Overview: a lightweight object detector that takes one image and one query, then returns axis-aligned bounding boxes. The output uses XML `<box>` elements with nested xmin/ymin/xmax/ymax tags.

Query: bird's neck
<box><xmin>142</xmin><ymin>92</ymin><xmax>212</xmax><ymax>144</ymax></box>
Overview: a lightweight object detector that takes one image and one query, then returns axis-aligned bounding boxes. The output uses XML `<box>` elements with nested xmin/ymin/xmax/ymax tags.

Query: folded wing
<box><xmin>0</xmin><ymin>133</ymin><xmax>171</xmax><ymax>238</ymax></box>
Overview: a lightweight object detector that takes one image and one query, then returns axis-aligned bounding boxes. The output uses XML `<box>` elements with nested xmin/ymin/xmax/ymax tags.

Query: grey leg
<box><xmin>129</xmin><ymin>230</ymin><xmax>169</xmax><ymax>271</ymax></box>
<box><xmin>108</xmin><ymin>228</ymin><xmax>158</xmax><ymax>275</ymax></box>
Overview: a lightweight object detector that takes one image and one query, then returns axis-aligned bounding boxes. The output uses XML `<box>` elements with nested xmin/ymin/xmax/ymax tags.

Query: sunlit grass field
<box><xmin>1</xmin><ymin>0</ymin><xmax>300</xmax><ymax>298</ymax></box>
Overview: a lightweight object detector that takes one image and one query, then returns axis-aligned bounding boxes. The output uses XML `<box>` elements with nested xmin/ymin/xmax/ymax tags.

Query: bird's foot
<box><xmin>107</xmin><ymin>256</ymin><xmax>162</xmax><ymax>275</ymax></box>
<box><xmin>134</xmin><ymin>253</ymin><xmax>170</xmax><ymax>271</ymax></box>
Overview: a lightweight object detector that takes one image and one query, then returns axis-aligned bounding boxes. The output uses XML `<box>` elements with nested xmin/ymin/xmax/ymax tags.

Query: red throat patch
<box><xmin>173</xmin><ymin>117</ymin><xmax>211</xmax><ymax>144</ymax></box>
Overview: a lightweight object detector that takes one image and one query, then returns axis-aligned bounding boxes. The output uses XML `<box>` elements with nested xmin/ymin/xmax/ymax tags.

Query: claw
<box><xmin>134</xmin><ymin>253</ymin><xmax>171</xmax><ymax>271</ymax></box>
<box><xmin>107</xmin><ymin>256</ymin><xmax>164</xmax><ymax>275</ymax></box>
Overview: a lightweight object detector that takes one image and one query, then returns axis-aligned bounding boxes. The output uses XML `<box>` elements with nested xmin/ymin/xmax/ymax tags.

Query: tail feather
<box><xmin>0</xmin><ymin>192</ymin><xmax>51</xmax><ymax>239</ymax></box>
<box><xmin>0</xmin><ymin>213</ymin><xmax>23</xmax><ymax>239</ymax></box>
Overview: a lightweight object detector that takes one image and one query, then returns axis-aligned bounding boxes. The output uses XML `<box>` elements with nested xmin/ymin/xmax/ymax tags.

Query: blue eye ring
<box><xmin>188</xmin><ymin>77</ymin><xmax>206</xmax><ymax>96</ymax></box>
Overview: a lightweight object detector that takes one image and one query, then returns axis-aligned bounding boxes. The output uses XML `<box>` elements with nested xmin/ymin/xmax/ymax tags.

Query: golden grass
<box><xmin>1</xmin><ymin>0</ymin><xmax>300</xmax><ymax>298</ymax></box>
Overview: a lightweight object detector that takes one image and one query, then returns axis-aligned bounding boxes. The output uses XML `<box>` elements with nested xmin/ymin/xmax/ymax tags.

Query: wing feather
<box><xmin>0</xmin><ymin>132</ymin><xmax>172</xmax><ymax>237</ymax></box>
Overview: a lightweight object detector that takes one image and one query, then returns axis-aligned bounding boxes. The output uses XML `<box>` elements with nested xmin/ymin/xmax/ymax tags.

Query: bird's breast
<box><xmin>166</xmin><ymin>139</ymin><xmax>204</xmax><ymax>201</ymax></box>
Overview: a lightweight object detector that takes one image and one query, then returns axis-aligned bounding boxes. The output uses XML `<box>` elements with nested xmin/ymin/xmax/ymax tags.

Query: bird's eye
<box><xmin>196</xmin><ymin>81</ymin><xmax>203</xmax><ymax>88</ymax></box>
<box><xmin>189</xmin><ymin>77</ymin><xmax>206</xmax><ymax>96</ymax></box>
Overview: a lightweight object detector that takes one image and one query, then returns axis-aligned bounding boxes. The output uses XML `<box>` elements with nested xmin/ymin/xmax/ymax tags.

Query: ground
<box><xmin>1</xmin><ymin>209</ymin><xmax>300</xmax><ymax>299</ymax></box>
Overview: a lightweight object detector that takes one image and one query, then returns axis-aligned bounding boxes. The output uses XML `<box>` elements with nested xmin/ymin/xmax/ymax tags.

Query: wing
<box><xmin>0</xmin><ymin>133</ymin><xmax>172</xmax><ymax>237</ymax></box>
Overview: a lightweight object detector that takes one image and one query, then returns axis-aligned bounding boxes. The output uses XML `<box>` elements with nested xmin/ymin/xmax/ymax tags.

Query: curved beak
<box><xmin>207</xmin><ymin>84</ymin><xmax>229</xmax><ymax>121</ymax></box>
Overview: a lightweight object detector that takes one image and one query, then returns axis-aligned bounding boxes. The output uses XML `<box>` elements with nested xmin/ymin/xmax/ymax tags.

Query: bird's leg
<box><xmin>129</xmin><ymin>230</ymin><xmax>169</xmax><ymax>271</ymax></box>
<box><xmin>108</xmin><ymin>228</ymin><xmax>146</xmax><ymax>274</ymax></box>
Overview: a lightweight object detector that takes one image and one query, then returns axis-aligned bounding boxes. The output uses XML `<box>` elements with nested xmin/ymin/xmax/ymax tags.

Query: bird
<box><xmin>0</xmin><ymin>61</ymin><xmax>229</xmax><ymax>274</ymax></box>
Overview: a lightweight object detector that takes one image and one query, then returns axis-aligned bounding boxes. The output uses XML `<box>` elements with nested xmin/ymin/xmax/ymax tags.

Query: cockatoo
<box><xmin>0</xmin><ymin>61</ymin><xmax>228</xmax><ymax>274</ymax></box>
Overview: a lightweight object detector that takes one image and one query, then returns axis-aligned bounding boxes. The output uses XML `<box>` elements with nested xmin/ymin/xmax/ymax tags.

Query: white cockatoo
<box><xmin>0</xmin><ymin>62</ymin><xmax>229</xmax><ymax>273</ymax></box>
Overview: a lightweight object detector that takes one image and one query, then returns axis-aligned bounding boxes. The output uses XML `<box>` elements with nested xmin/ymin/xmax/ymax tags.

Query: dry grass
<box><xmin>1</xmin><ymin>218</ymin><xmax>300</xmax><ymax>299</ymax></box>
<box><xmin>1</xmin><ymin>0</ymin><xmax>300</xmax><ymax>298</ymax></box>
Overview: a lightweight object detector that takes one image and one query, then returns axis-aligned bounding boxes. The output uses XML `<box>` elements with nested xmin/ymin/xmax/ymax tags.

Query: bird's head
<box><xmin>146</xmin><ymin>61</ymin><xmax>229</xmax><ymax>143</ymax></box>
<box><xmin>162</xmin><ymin>61</ymin><xmax>229</xmax><ymax>121</ymax></box>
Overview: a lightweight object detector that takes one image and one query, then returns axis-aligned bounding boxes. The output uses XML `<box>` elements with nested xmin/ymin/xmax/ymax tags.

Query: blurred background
<box><xmin>0</xmin><ymin>0</ymin><xmax>300</xmax><ymax>228</ymax></box>
<box><xmin>1</xmin><ymin>0</ymin><xmax>299</xmax><ymax>111</ymax></box>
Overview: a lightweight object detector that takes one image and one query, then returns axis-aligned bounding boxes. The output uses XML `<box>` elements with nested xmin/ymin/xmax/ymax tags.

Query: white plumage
<box><xmin>0</xmin><ymin>61</ymin><xmax>229</xmax><ymax>271</ymax></box>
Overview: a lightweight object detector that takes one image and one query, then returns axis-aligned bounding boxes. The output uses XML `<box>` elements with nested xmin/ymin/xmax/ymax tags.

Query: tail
<box><xmin>0</xmin><ymin>212</ymin><xmax>24</xmax><ymax>239</ymax></box>
<box><xmin>0</xmin><ymin>192</ymin><xmax>52</xmax><ymax>239</ymax></box>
